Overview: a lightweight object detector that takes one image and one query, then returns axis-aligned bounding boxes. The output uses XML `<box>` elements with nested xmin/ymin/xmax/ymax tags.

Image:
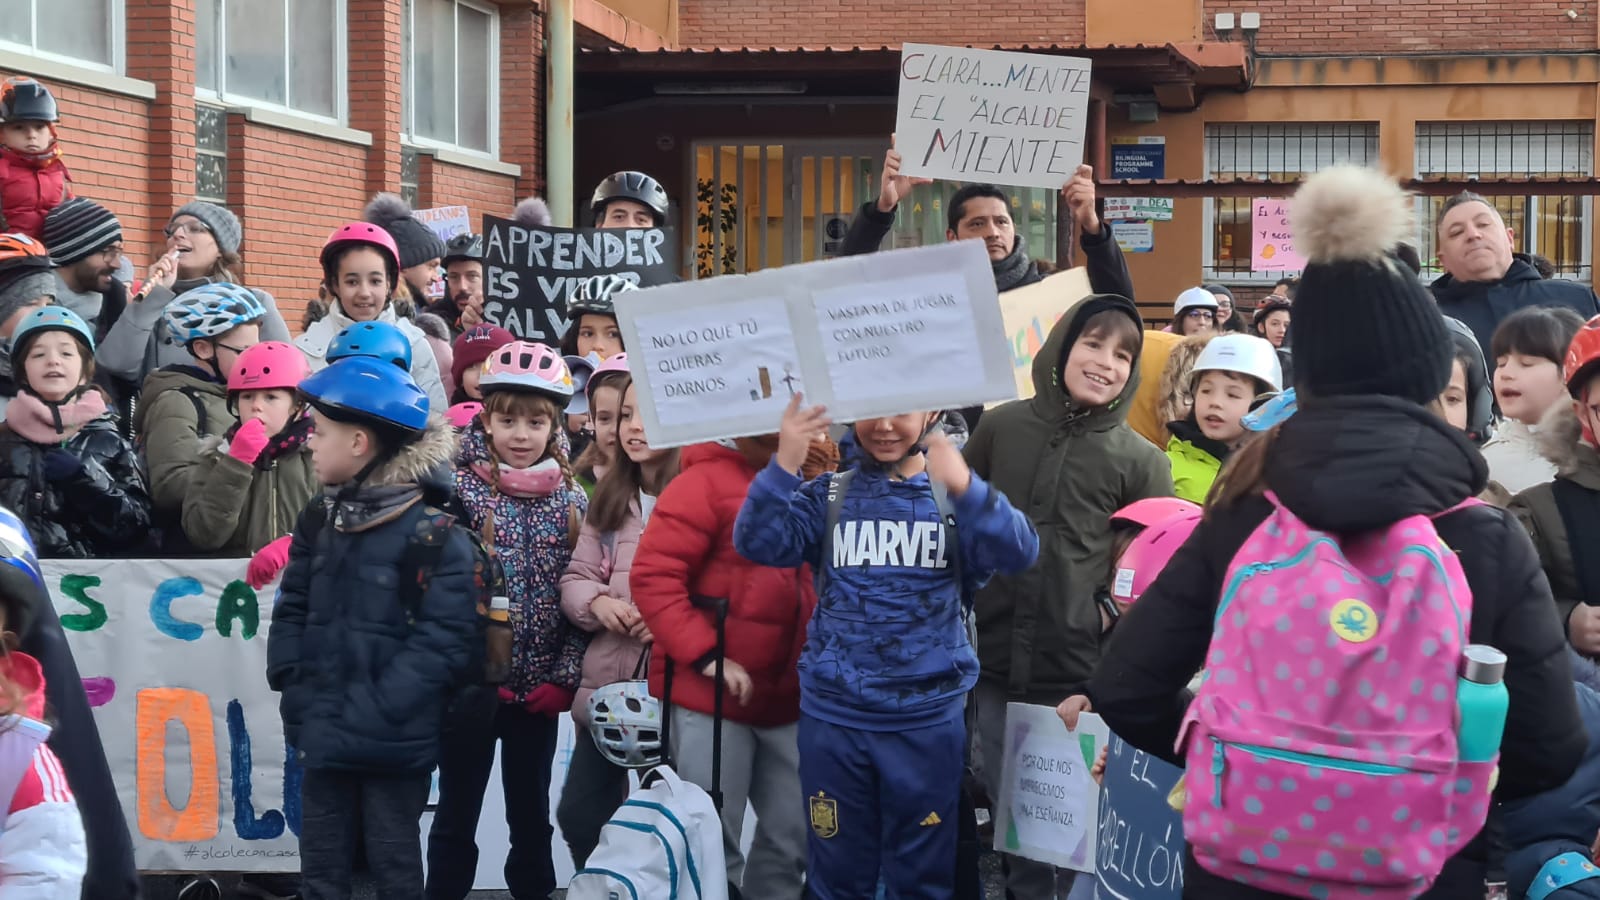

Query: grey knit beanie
<box><xmin>43</xmin><ymin>198</ymin><xmax>122</xmax><ymax>266</ymax></box>
<box><xmin>0</xmin><ymin>271</ymin><xmax>55</xmax><ymax>328</ymax></box>
<box><xmin>171</xmin><ymin>201</ymin><xmax>243</xmax><ymax>255</ymax></box>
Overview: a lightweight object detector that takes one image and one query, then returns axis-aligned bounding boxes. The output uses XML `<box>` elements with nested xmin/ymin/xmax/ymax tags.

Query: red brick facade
<box><xmin>679</xmin><ymin>0</ymin><xmax>1088</xmax><ymax>48</ymax></box>
<box><xmin>1</xmin><ymin>0</ymin><xmax>543</xmax><ymax>330</ymax></box>
<box><xmin>1242</xmin><ymin>0</ymin><xmax>1594</xmax><ymax>55</ymax></box>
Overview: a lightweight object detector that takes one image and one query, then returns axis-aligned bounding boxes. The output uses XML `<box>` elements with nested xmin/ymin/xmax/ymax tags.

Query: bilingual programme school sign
<box><xmin>995</xmin><ymin>703</ymin><xmax>1109</xmax><ymax>873</ymax></box>
<box><xmin>481</xmin><ymin>214</ymin><xmax>678</xmax><ymax>345</ymax></box>
<box><xmin>896</xmin><ymin>43</ymin><xmax>1092</xmax><ymax>190</ymax></box>
<box><xmin>613</xmin><ymin>240</ymin><xmax>1013</xmax><ymax>448</ymax></box>
<box><xmin>1096</xmin><ymin>733</ymin><xmax>1187</xmax><ymax>899</ymax></box>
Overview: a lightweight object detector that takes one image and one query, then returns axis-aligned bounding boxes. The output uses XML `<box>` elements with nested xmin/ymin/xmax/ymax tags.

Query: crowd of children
<box><xmin>6</xmin><ymin>69</ymin><xmax>1600</xmax><ymax>900</ymax></box>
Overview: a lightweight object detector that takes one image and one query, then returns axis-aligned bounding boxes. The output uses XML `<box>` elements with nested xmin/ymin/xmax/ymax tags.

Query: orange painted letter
<box><xmin>135</xmin><ymin>688</ymin><xmax>220</xmax><ymax>841</ymax></box>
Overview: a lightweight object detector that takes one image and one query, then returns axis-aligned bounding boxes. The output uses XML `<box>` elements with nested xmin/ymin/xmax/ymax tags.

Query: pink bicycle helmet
<box><xmin>1111</xmin><ymin>496</ymin><xmax>1201</xmax><ymax>531</ymax></box>
<box><xmin>446</xmin><ymin>401</ymin><xmax>484</xmax><ymax>429</ymax></box>
<box><xmin>228</xmin><ymin>341</ymin><xmax>311</xmax><ymax>393</ymax></box>
<box><xmin>584</xmin><ymin>353</ymin><xmax>631</xmax><ymax>411</ymax></box>
<box><xmin>1111</xmin><ymin>507</ymin><xmax>1203</xmax><ymax>605</ymax></box>
<box><xmin>320</xmin><ymin>222</ymin><xmax>401</xmax><ymax>287</ymax></box>
<box><xmin>479</xmin><ymin>341</ymin><xmax>575</xmax><ymax>407</ymax></box>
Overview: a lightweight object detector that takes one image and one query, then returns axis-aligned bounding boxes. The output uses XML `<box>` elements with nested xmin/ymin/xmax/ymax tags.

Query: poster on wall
<box><xmin>1251</xmin><ymin>198</ymin><xmax>1306</xmax><ymax>272</ymax></box>
<box><xmin>895</xmin><ymin>43</ymin><xmax>1092</xmax><ymax>190</ymax></box>
<box><xmin>481</xmin><ymin>214</ymin><xmax>679</xmax><ymax>345</ymax></box>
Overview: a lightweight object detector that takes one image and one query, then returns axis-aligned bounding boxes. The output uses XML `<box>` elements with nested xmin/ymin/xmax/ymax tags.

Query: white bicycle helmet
<box><xmin>1190</xmin><ymin>333</ymin><xmax>1284</xmax><ymax>394</ymax></box>
<box><xmin>568</xmin><ymin>273</ymin><xmax>638</xmax><ymax>318</ymax></box>
<box><xmin>163</xmin><ymin>282</ymin><xmax>267</xmax><ymax>345</ymax></box>
<box><xmin>588</xmin><ymin>680</ymin><xmax>664</xmax><ymax>769</ymax></box>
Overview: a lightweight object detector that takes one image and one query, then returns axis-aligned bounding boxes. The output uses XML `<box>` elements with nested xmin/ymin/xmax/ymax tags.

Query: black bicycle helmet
<box><xmin>0</xmin><ymin>78</ymin><xmax>58</xmax><ymax>124</ymax></box>
<box><xmin>442</xmin><ymin>232</ymin><xmax>484</xmax><ymax>267</ymax></box>
<box><xmin>590</xmin><ymin>171</ymin><xmax>669</xmax><ymax>226</ymax></box>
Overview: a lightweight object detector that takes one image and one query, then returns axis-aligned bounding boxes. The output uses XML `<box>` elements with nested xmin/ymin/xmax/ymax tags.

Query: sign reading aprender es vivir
<box><xmin>895</xmin><ymin>43</ymin><xmax>1092</xmax><ymax>190</ymax></box>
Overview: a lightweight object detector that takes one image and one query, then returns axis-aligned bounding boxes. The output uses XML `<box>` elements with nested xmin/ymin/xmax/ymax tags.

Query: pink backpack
<box><xmin>1178</xmin><ymin>493</ymin><xmax>1496</xmax><ymax>899</ymax></box>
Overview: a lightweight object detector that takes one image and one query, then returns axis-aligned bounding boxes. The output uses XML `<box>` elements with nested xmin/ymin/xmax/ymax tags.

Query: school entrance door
<box><xmin>689</xmin><ymin>140</ymin><xmax>1060</xmax><ymax>278</ymax></box>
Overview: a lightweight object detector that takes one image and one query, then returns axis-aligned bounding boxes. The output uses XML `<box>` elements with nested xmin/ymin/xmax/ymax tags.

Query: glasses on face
<box><xmin>96</xmin><ymin>244</ymin><xmax>124</xmax><ymax>260</ymax></box>
<box><xmin>164</xmin><ymin>220</ymin><xmax>211</xmax><ymax>239</ymax></box>
<box><xmin>1184</xmin><ymin>309</ymin><xmax>1216</xmax><ymax>320</ymax></box>
<box><xmin>213</xmin><ymin>341</ymin><xmax>250</xmax><ymax>357</ymax></box>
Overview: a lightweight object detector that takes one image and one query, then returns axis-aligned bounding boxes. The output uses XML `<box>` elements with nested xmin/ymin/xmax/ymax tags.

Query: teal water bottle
<box><xmin>1456</xmin><ymin>644</ymin><xmax>1509</xmax><ymax>763</ymax></box>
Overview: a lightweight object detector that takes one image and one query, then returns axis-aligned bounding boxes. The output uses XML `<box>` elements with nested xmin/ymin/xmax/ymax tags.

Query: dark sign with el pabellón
<box><xmin>481</xmin><ymin>215</ymin><xmax>678</xmax><ymax>344</ymax></box>
<box><xmin>1096</xmin><ymin>733</ymin><xmax>1186</xmax><ymax>898</ymax></box>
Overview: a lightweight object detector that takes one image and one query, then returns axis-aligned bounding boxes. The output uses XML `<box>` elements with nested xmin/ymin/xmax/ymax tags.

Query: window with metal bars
<box><xmin>1204</xmin><ymin>123</ymin><xmax>1379</xmax><ymax>281</ymax></box>
<box><xmin>194</xmin><ymin>104</ymin><xmax>228</xmax><ymax>205</ymax></box>
<box><xmin>1415</xmin><ymin>122</ymin><xmax>1593</xmax><ymax>282</ymax></box>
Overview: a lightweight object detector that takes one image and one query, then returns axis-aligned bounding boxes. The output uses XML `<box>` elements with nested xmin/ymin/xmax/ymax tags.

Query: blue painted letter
<box><xmin>226</xmin><ymin>700</ymin><xmax>285</xmax><ymax>840</ymax></box>
<box><xmin>150</xmin><ymin>577</ymin><xmax>204</xmax><ymax>641</ymax></box>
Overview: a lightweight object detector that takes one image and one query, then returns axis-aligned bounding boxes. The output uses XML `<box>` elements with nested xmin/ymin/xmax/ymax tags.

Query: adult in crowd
<box><xmin>95</xmin><ymin>201</ymin><xmax>290</xmax><ymax>391</ymax></box>
<box><xmin>1432</xmin><ymin>191</ymin><xmax>1600</xmax><ymax>361</ymax></box>
<box><xmin>365</xmin><ymin>193</ymin><xmax>446</xmax><ymax>304</ymax></box>
<box><xmin>427</xmin><ymin>232</ymin><xmax>486</xmax><ymax>336</ymax></box>
<box><xmin>840</xmin><ymin>136</ymin><xmax>1134</xmax><ymax>429</ymax></box>
<box><xmin>1205</xmin><ymin>284</ymin><xmax>1246</xmax><ymax>332</ymax></box>
<box><xmin>43</xmin><ymin>198</ymin><xmax>125</xmax><ymax>342</ymax></box>
<box><xmin>1270</xmin><ymin>276</ymin><xmax>1297</xmax><ymax>301</ymax></box>
<box><xmin>591</xmin><ymin>171</ymin><xmax>669</xmax><ymax>229</ymax></box>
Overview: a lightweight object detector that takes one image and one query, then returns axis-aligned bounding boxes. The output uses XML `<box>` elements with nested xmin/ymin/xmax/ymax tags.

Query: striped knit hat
<box><xmin>42</xmin><ymin>198</ymin><xmax>122</xmax><ymax>266</ymax></box>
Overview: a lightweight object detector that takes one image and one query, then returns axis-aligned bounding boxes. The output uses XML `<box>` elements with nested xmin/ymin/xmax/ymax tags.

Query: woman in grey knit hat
<box><xmin>95</xmin><ymin>200</ymin><xmax>290</xmax><ymax>391</ymax></box>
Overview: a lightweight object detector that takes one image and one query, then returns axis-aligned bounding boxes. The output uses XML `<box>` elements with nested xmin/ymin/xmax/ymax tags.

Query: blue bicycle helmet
<box><xmin>12</xmin><ymin>306</ymin><xmax>94</xmax><ymax>356</ymax></box>
<box><xmin>0</xmin><ymin>506</ymin><xmax>45</xmax><ymax>639</ymax></box>
<box><xmin>300</xmin><ymin>355</ymin><xmax>429</xmax><ymax>435</ymax></box>
<box><xmin>327</xmin><ymin>321</ymin><xmax>413</xmax><ymax>370</ymax></box>
<box><xmin>163</xmin><ymin>283</ymin><xmax>267</xmax><ymax>345</ymax></box>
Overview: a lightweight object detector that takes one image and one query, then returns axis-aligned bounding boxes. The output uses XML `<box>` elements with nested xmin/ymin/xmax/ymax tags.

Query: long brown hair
<box><xmin>588</xmin><ymin>374</ymin><xmax>679</xmax><ymax>533</ymax></box>
<box><xmin>1205</xmin><ymin>424</ymin><xmax>1277</xmax><ymax>514</ymax></box>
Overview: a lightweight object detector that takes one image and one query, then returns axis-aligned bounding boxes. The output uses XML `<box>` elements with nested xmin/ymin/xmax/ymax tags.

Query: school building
<box><xmin>5</xmin><ymin>0</ymin><xmax>1600</xmax><ymax>326</ymax></box>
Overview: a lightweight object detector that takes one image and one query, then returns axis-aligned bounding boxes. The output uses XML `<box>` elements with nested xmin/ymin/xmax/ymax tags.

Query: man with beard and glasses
<box><xmin>42</xmin><ymin>198</ymin><xmax>125</xmax><ymax>343</ymax></box>
<box><xmin>427</xmin><ymin>231</ymin><xmax>486</xmax><ymax>337</ymax></box>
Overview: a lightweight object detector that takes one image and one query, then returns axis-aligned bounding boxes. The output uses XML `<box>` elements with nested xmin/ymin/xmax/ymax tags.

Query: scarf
<box><xmin>5</xmin><ymin>387</ymin><xmax>106</xmax><ymax>444</ymax></box>
<box><xmin>325</xmin><ymin>483</ymin><xmax>423</xmax><ymax>534</ymax></box>
<box><xmin>470</xmin><ymin>457</ymin><xmax>564</xmax><ymax>498</ymax></box>
<box><xmin>0</xmin><ymin>139</ymin><xmax>62</xmax><ymax>169</ymax></box>
<box><xmin>992</xmin><ymin>232</ymin><xmax>1035</xmax><ymax>293</ymax></box>
<box><xmin>226</xmin><ymin>412</ymin><xmax>314</xmax><ymax>471</ymax></box>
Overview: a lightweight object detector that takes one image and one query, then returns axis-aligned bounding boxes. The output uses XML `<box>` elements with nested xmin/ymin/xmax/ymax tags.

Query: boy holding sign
<box><xmin>733</xmin><ymin>397</ymin><xmax>1039</xmax><ymax>899</ymax></box>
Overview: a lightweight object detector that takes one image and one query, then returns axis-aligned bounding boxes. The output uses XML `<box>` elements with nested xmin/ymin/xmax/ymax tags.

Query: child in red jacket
<box><xmin>0</xmin><ymin>79</ymin><xmax>70</xmax><ymax>239</ymax></box>
<box><xmin>632</xmin><ymin>436</ymin><xmax>833</xmax><ymax>900</ymax></box>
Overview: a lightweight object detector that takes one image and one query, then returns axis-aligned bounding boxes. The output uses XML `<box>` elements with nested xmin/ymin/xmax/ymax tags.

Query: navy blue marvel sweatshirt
<box><xmin>734</xmin><ymin>459</ymin><xmax>1038</xmax><ymax>730</ymax></box>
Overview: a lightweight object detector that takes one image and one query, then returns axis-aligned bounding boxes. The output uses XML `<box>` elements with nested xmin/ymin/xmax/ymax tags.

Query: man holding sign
<box><xmin>839</xmin><ymin>135</ymin><xmax>1136</xmax><ymax>428</ymax></box>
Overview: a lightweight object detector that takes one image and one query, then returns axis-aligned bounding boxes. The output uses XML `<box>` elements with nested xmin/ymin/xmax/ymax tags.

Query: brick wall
<box><xmin>678</xmin><ymin>0</ymin><xmax>1087</xmax><ymax>48</ymax></box>
<box><xmin>1224</xmin><ymin>1</ymin><xmax>1595</xmax><ymax>54</ymax></box>
<box><xmin>422</xmin><ymin>157</ymin><xmax>519</xmax><ymax>231</ymax></box>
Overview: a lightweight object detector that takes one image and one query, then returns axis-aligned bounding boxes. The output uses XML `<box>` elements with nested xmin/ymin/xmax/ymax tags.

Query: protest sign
<box><xmin>896</xmin><ymin>43</ymin><xmax>1092</xmax><ymax>189</ymax></box>
<box><xmin>995</xmin><ymin>703</ymin><xmax>1109</xmax><ymax>872</ymax></box>
<box><xmin>1252</xmin><ymin>198</ymin><xmax>1306</xmax><ymax>272</ymax></box>
<box><xmin>1103</xmin><ymin>198</ymin><xmax>1173</xmax><ymax>222</ymax></box>
<box><xmin>614</xmin><ymin>240</ymin><xmax>1013</xmax><ymax>447</ymax></box>
<box><xmin>996</xmin><ymin>267</ymin><xmax>1091</xmax><ymax>404</ymax></box>
<box><xmin>413</xmin><ymin>205</ymin><xmax>472</xmax><ymax>243</ymax></box>
<box><xmin>481</xmin><ymin>214</ymin><xmax>678</xmax><ymax>345</ymax></box>
<box><xmin>1096</xmin><ymin>732</ymin><xmax>1186</xmax><ymax>899</ymax></box>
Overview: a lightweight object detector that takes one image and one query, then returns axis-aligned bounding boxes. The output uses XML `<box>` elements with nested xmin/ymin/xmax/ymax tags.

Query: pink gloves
<box><xmin>247</xmin><ymin>535</ymin><xmax>293</xmax><ymax>589</ymax></box>
<box><xmin>499</xmin><ymin>684</ymin><xmax>575</xmax><ymax>717</ymax></box>
<box><xmin>228</xmin><ymin>418</ymin><xmax>271</xmax><ymax>465</ymax></box>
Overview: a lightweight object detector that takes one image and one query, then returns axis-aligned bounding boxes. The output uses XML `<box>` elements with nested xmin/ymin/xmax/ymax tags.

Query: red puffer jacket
<box><xmin>0</xmin><ymin>149</ymin><xmax>70</xmax><ymax>239</ymax></box>
<box><xmin>632</xmin><ymin>442</ymin><xmax>815</xmax><ymax>728</ymax></box>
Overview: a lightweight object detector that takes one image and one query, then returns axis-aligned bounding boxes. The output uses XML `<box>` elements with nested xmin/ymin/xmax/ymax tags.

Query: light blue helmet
<box><xmin>12</xmin><ymin>306</ymin><xmax>93</xmax><ymax>355</ymax></box>
<box><xmin>162</xmin><ymin>282</ymin><xmax>266</xmax><ymax>345</ymax></box>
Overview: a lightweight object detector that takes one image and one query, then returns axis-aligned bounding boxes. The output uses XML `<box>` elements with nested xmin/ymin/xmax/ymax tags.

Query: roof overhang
<box><xmin>1098</xmin><ymin>177</ymin><xmax>1600</xmax><ymax>198</ymax></box>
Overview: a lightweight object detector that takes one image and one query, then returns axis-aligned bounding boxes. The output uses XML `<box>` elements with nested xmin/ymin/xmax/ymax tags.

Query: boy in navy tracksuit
<box><xmin>734</xmin><ymin>396</ymin><xmax>1039</xmax><ymax>899</ymax></box>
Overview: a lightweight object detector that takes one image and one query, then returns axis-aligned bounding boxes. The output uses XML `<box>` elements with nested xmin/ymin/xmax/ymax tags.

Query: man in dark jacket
<box><xmin>1431</xmin><ymin>191</ymin><xmax>1600</xmax><ymax>362</ymax></box>
<box><xmin>840</xmin><ymin>137</ymin><xmax>1136</xmax><ymax>429</ymax></box>
<box><xmin>426</xmin><ymin>232</ymin><xmax>485</xmax><ymax>337</ymax></box>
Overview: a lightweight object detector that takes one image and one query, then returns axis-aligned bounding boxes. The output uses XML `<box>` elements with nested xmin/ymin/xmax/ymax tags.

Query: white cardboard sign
<box><xmin>896</xmin><ymin>43</ymin><xmax>1092</xmax><ymax>190</ymax></box>
<box><xmin>995</xmin><ymin>703</ymin><xmax>1110</xmax><ymax>873</ymax></box>
<box><xmin>613</xmin><ymin>241</ymin><xmax>1013</xmax><ymax>448</ymax></box>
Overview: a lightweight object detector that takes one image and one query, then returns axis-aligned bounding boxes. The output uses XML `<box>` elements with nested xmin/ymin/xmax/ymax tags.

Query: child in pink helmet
<box><xmin>183</xmin><ymin>340</ymin><xmax>317</xmax><ymax>557</ymax></box>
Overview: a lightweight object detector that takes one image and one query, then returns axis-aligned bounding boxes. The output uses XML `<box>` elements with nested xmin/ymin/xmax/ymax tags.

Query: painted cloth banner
<box><xmin>1096</xmin><ymin>732</ymin><xmax>1187</xmax><ymax>898</ymax></box>
<box><xmin>481</xmin><ymin>215</ymin><xmax>678</xmax><ymax>346</ymax></box>
<box><xmin>994</xmin><ymin>703</ymin><xmax>1109</xmax><ymax>872</ymax></box>
<box><xmin>994</xmin><ymin>267</ymin><xmax>1091</xmax><ymax>404</ymax></box>
<box><xmin>614</xmin><ymin>240</ymin><xmax>1015</xmax><ymax>447</ymax></box>
<box><xmin>896</xmin><ymin>43</ymin><xmax>1092</xmax><ymax>190</ymax></box>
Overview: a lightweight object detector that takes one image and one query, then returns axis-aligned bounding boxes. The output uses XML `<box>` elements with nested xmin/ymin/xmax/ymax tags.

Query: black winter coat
<box><xmin>1432</xmin><ymin>259</ymin><xmax>1600</xmax><ymax>364</ymax></box>
<box><xmin>1087</xmin><ymin>397</ymin><xmax>1585</xmax><ymax>899</ymax></box>
<box><xmin>265</xmin><ymin>421</ymin><xmax>481</xmax><ymax>773</ymax></box>
<box><xmin>0</xmin><ymin>414</ymin><xmax>151</xmax><ymax>558</ymax></box>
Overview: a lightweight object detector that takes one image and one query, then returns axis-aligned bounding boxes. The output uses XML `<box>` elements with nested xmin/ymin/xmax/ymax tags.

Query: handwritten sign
<box><xmin>413</xmin><ymin>205</ymin><xmax>472</xmax><ymax>243</ymax></box>
<box><xmin>482</xmin><ymin>215</ymin><xmax>678</xmax><ymax>345</ymax></box>
<box><xmin>615</xmin><ymin>241</ymin><xmax>1013</xmax><ymax>447</ymax></box>
<box><xmin>996</xmin><ymin>267</ymin><xmax>1091</xmax><ymax>404</ymax></box>
<box><xmin>896</xmin><ymin>43</ymin><xmax>1092</xmax><ymax>190</ymax></box>
<box><xmin>995</xmin><ymin>703</ymin><xmax>1108</xmax><ymax>872</ymax></box>
<box><xmin>1252</xmin><ymin>198</ymin><xmax>1306</xmax><ymax>272</ymax></box>
<box><xmin>1096</xmin><ymin>733</ymin><xmax>1187</xmax><ymax>899</ymax></box>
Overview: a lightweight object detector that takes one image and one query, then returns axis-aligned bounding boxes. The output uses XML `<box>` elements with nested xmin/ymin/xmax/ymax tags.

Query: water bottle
<box><xmin>1456</xmin><ymin>644</ymin><xmax>1509</xmax><ymax>763</ymax></box>
<box><xmin>485</xmin><ymin>595</ymin><xmax>513</xmax><ymax>684</ymax></box>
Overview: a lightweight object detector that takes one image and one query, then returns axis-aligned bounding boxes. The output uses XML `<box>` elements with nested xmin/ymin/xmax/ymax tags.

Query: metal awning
<box><xmin>1097</xmin><ymin>176</ymin><xmax>1600</xmax><ymax>198</ymax></box>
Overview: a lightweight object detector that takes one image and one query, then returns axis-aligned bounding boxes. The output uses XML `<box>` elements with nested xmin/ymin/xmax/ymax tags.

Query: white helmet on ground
<box><xmin>588</xmin><ymin>680</ymin><xmax>664</xmax><ymax>769</ymax></box>
<box><xmin>1190</xmin><ymin>333</ymin><xmax>1284</xmax><ymax>394</ymax></box>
